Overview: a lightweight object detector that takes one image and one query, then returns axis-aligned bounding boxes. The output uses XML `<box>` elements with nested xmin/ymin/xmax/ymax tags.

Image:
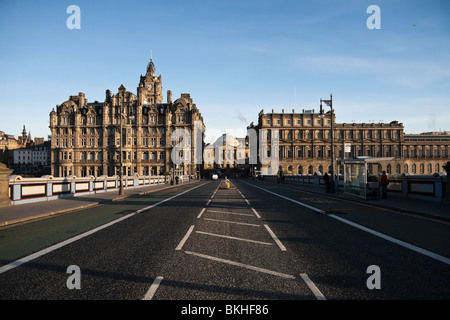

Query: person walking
<box><xmin>380</xmin><ymin>171</ymin><xmax>389</xmax><ymax>199</ymax></box>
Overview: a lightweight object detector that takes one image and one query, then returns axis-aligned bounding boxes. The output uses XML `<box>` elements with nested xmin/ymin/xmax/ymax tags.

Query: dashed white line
<box><xmin>300</xmin><ymin>274</ymin><xmax>326</xmax><ymax>300</ymax></box>
<box><xmin>175</xmin><ymin>225</ymin><xmax>195</xmax><ymax>251</ymax></box>
<box><xmin>251</xmin><ymin>207</ymin><xmax>261</xmax><ymax>219</ymax></box>
<box><xmin>264</xmin><ymin>224</ymin><xmax>287</xmax><ymax>251</ymax></box>
<box><xmin>143</xmin><ymin>276</ymin><xmax>163</xmax><ymax>300</ymax></box>
<box><xmin>197</xmin><ymin>208</ymin><xmax>206</xmax><ymax>219</ymax></box>
<box><xmin>205</xmin><ymin>199</ymin><xmax>211</xmax><ymax>206</ymax></box>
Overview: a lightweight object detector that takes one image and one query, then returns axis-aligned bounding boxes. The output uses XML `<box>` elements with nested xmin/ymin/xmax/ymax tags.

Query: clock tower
<box><xmin>138</xmin><ymin>56</ymin><xmax>163</xmax><ymax>105</ymax></box>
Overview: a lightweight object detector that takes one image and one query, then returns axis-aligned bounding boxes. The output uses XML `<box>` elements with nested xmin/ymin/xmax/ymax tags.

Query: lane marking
<box><xmin>206</xmin><ymin>199</ymin><xmax>211</xmax><ymax>206</ymax></box>
<box><xmin>0</xmin><ymin>183</ymin><xmax>208</xmax><ymax>275</ymax></box>
<box><xmin>251</xmin><ymin>207</ymin><xmax>261</xmax><ymax>219</ymax></box>
<box><xmin>143</xmin><ymin>276</ymin><xmax>163</xmax><ymax>300</ymax></box>
<box><xmin>243</xmin><ymin>181</ymin><xmax>450</xmax><ymax>266</ymax></box>
<box><xmin>208</xmin><ymin>204</ymin><xmax>248</xmax><ymax>209</ymax></box>
<box><xmin>203</xmin><ymin>218</ymin><xmax>260</xmax><ymax>227</ymax></box>
<box><xmin>264</xmin><ymin>224</ymin><xmax>287</xmax><ymax>251</ymax></box>
<box><xmin>197</xmin><ymin>208</ymin><xmax>206</xmax><ymax>219</ymax></box>
<box><xmin>184</xmin><ymin>251</ymin><xmax>295</xmax><ymax>279</ymax></box>
<box><xmin>244</xmin><ymin>198</ymin><xmax>250</xmax><ymax>205</ymax></box>
<box><xmin>329</xmin><ymin>214</ymin><xmax>450</xmax><ymax>265</ymax></box>
<box><xmin>241</xmin><ymin>181</ymin><xmax>325</xmax><ymax>214</ymax></box>
<box><xmin>206</xmin><ymin>209</ymin><xmax>253</xmax><ymax>217</ymax></box>
<box><xmin>175</xmin><ymin>225</ymin><xmax>195</xmax><ymax>251</ymax></box>
<box><xmin>300</xmin><ymin>273</ymin><xmax>326</xmax><ymax>300</ymax></box>
<box><xmin>196</xmin><ymin>231</ymin><xmax>274</xmax><ymax>246</ymax></box>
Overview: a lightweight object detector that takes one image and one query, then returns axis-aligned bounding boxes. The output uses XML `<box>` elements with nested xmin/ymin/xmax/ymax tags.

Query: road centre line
<box><xmin>242</xmin><ymin>181</ymin><xmax>450</xmax><ymax>266</ymax></box>
<box><xmin>195</xmin><ymin>231</ymin><xmax>274</xmax><ymax>246</ymax></box>
<box><xmin>197</xmin><ymin>208</ymin><xmax>206</xmax><ymax>219</ymax></box>
<box><xmin>206</xmin><ymin>199</ymin><xmax>211</xmax><ymax>206</ymax></box>
<box><xmin>184</xmin><ymin>251</ymin><xmax>295</xmax><ymax>279</ymax></box>
<box><xmin>300</xmin><ymin>274</ymin><xmax>326</xmax><ymax>300</ymax></box>
<box><xmin>264</xmin><ymin>224</ymin><xmax>287</xmax><ymax>251</ymax></box>
<box><xmin>176</xmin><ymin>225</ymin><xmax>195</xmax><ymax>251</ymax></box>
<box><xmin>142</xmin><ymin>276</ymin><xmax>164</xmax><ymax>300</ymax></box>
<box><xmin>206</xmin><ymin>209</ymin><xmax>253</xmax><ymax>217</ymax></box>
<box><xmin>251</xmin><ymin>207</ymin><xmax>261</xmax><ymax>219</ymax></box>
<box><xmin>203</xmin><ymin>218</ymin><xmax>260</xmax><ymax>227</ymax></box>
<box><xmin>0</xmin><ymin>183</ymin><xmax>207</xmax><ymax>275</ymax></box>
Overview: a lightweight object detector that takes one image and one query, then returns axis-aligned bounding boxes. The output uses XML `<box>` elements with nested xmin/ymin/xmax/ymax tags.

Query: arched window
<box><xmin>287</xmin><ymin>165</ymin><xmax>293</xmax><ymax>174</ymax></box>
<box><xmin>308</xmin><ymin>165</ymin><xmax>313</xmax><ymax>175</ymax></box>
<box><xmin>297</xmin><ymin>165</ymin><xmax>303</xmax><ymax>175</ymax></box>
<box><xmin>420</xmin><ymin>163</ymin><xmax>424</xmax><ymax>174</ymax></box>
<box><xmin>427</xmin><ymin>163</ymin><xmax>432</xmax><ymax>174</ymax></box>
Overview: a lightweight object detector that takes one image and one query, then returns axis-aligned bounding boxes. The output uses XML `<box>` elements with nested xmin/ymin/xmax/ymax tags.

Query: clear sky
<box><xmin>1</xmin><ymin>0</ymin><xmax>449</xmax><ymax>143</ymax></box>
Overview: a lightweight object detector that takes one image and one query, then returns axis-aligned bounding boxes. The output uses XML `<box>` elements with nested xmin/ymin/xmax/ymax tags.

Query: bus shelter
<box><xmin>342</xmin><ymin>157</ymin><xmax>394</xmax><ymax>200</ymax></box>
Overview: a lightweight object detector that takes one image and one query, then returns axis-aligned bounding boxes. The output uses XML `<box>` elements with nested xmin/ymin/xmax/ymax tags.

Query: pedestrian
<box><xmin>380</xmin><ymin>171</ymin><xmax>389</xmax><ymax>199</ymax></box>
<box><xmin>324</xmin><ymin>172</ymin><xmax>330</xmax><ymax>193</ymax></box>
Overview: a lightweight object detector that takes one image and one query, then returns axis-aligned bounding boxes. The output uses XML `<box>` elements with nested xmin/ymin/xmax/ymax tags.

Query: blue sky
<box><xmin>1</xmin><ymin>0</ymin><xmax>449</xmax><ymax>143</ymax></box>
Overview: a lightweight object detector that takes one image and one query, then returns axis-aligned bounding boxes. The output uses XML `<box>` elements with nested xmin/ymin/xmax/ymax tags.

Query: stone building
<box><xmin>250</xmin><ymin>108</ymin><xmax>450</xmax><ymax>176</ymax></box>
<box><xmin>49</xmin><ymin>57</ymin><xmax>205</xmax><ymax>178</ymax></box>
<box><xmin>203</xmin><ymin>133</ymin><xmax>250</xmax><ymax>175</ymax></box>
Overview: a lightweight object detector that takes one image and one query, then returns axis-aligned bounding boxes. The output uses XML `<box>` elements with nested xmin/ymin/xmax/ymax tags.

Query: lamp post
<box><xmin>320</xmin><ymin>94</ymin><xmax>335</xmax><ymax>193</ymax></box>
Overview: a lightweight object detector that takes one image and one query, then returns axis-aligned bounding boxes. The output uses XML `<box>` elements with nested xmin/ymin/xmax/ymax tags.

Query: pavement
<box><xmin>248</xmin><ymin>178</ymin><xmax>450</xmax><ymax>222</ymax></box>
<box><xmin>0</xmin><ymin>181</ymin><xmax>199</xmax><ymax>228</ymax></box>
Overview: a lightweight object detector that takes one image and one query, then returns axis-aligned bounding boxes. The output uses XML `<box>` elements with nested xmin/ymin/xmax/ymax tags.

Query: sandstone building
<box><xmin>49</xmin><ymin>57</ymin><xmax>205</xmax><ymax>178</ymax></box>
<box><xmin>250</xmin><ymin>108</ymin><xmax>450</xmax><ymax>176</ymax></box>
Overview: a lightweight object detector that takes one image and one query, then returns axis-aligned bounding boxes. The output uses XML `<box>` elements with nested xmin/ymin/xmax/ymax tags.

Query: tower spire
<box><xmin>147</xmin><ymin>51</ymin><xmax>155</xmax><ymax>76</ymax></box>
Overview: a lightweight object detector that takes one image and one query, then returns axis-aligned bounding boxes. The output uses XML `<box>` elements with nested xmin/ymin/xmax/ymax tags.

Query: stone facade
<box><xmin>251</xmin><ymin>108</ymin><xmax>450</xmax><ymax>176</ymax></box>
<box><xmin>49</xmin><ymin>57</ymin><xmax>205</xmax><ymax>178</ymax></box>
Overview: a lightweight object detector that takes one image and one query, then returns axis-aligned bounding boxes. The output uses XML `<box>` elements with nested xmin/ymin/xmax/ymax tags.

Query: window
<box><xmin>298</xmin><ymin>165</ymin><xmax>303</xmax><ymax>174</ymax></box>
<box><xmin>266</xmin><ymin>119</ymin><xmax>271</xmax><ymax>125</ymax></box>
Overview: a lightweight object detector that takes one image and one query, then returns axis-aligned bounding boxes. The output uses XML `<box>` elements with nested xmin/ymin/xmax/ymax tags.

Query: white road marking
<box><xmin>175</xmin><ymin>225</ymin><xmax>195</xmax><ymax>251</ymax></box>
<box><xmin>244</xmin><ymin>198</ymin><xmax>250</xmax><ymax>205</ymax></box>
<box><xmin>264</xmin><ymin>224</ymin><xmax>287</xmax><ymax>251</ymax></box>
<box><xmin>208</xmin><ymin>204</ymin><xmax>248</xmax><ymax>209</ymax></box>
<box><xmin>143</xmin><ymin>276</ymin><xmax>163</xmax><ymax>300</ymax></box>
<box><xmin>300</xmin><ymin>274</ymin><xmax>326</xmax><ymax>300</ymax></box>
<box><xmin>243</xmin><ymin>181</ymin><xmax>450</xmax><ymax>266</ymax></box>
<box><xmin>197</xmin><ymin>208</ymin><xmax>206</xmax><ymax>219</ymax></box>
<box><xmin>329</xmin><ymin>214</ymin><xmax>450</xmax><ymax>265</ymax></box>
<box><xmin>251</xmin><ymin>207</ymin><xmax>261</xmax><ymax>219</ymax></box>
<box><xmin>206</xmin><ymin>199</ymin><xmax>211</xmax><ymax>206</ymax></box>
<box><xmin>184</xmin><ymin>251</ymin><xmax>295</xmax><ymax>279</ymax></box>
<box><xmin>196</xmin><ymin>231</ymin><xmax>274</xmax><ymax>246</ymax></box>
<box><xmin>241</xmin><ymin>181</ymin><xmax>325</xmax><ymax>214</ymax></box>
<box><xmin>206</xmin><ymin>209</ymin><xmax>253</xmax><ymax>217</ymax></box>
<box><xmin>0</xmin><ymin>183</ymin><xmax>208</xmax><ymax>275</ymax></box>
<box><xmin>203</xmin><ymin>218</ymin><xmax>260</xmax><ymax>227</ymax></box>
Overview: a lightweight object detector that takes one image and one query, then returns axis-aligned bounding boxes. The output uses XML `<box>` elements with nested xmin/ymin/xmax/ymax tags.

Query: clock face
<box><xmin>146</xmin><ymin>84</ymin><xmax>152</xmax><ymax>90</ymax></box>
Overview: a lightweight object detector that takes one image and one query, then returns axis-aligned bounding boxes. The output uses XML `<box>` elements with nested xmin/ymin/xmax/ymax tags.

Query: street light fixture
<box><xmin>319</xmin><ymin>94</ymin><xmax>335</xmax><ymax>193</ymax></box>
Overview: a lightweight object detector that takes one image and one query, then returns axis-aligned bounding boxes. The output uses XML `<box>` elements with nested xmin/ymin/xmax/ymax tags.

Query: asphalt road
<box><xmin>0</xmin><ymin>178</ymin><xmax>449</xmax><ymax>303</ymax></box>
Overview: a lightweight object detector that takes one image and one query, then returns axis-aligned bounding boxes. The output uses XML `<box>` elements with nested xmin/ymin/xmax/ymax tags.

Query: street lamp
<box><xmin>319</xmin><ymin>94</ymin><xmax>335</xmax><ymax>193</ymax></box>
